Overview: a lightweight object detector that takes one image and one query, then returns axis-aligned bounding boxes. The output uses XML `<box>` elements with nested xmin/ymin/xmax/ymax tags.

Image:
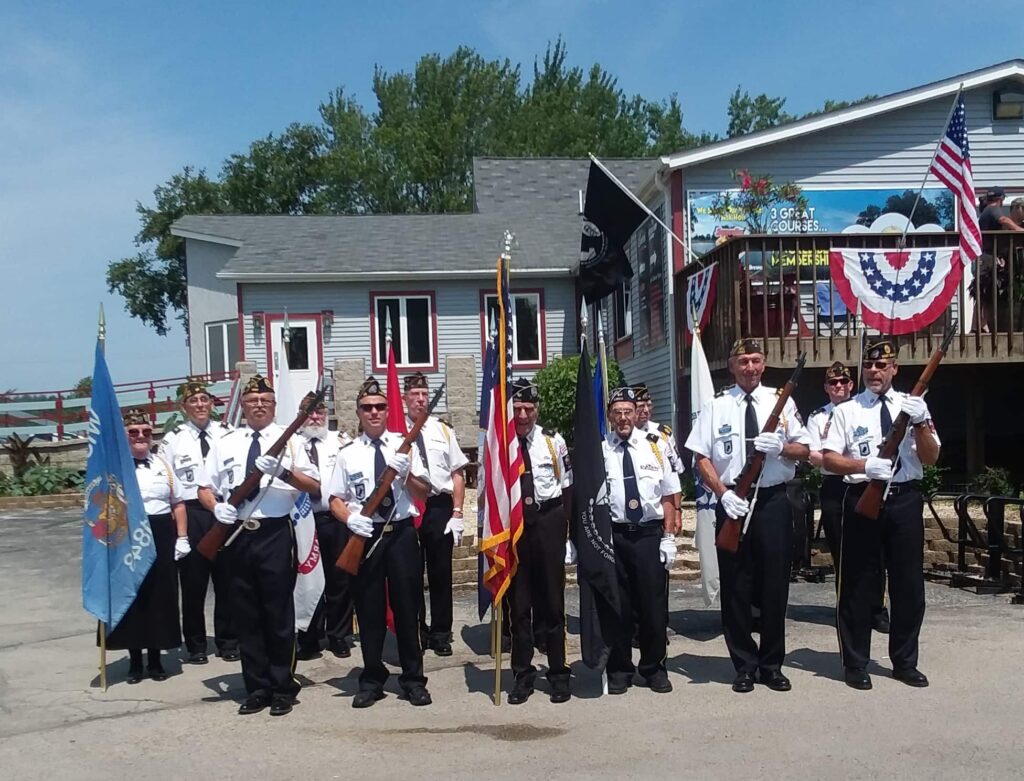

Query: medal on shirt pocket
<box><xmin>354</xmin><ymin>481</ymin><xmax>367</xmax><ymax>501</ymax></box>
<box><xmin>858</xmin><ymin>441</ymin><xmax>872</xmax><ymax>457</ymax></box>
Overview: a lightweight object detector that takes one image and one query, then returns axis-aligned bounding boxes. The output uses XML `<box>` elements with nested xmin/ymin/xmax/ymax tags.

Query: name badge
<box><xmin>853</xmin><ymin>426</ymin><xmax>869</xmax><ymax>440</ymax></box>
<box><xmin>718</xmin><ymin>424</ymin><xmax>732</xmax><ymax>435</ymax></box>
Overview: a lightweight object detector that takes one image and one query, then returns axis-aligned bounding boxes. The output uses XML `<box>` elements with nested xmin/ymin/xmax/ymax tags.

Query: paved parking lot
<box><xmin>1</xmin><ymin>508</ymin><xmax>1021</xmax><ymax>779</ymax></box>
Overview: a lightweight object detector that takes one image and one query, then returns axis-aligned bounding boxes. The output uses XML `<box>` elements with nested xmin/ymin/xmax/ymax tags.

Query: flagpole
<box><xmin>97</xmin><ymin>304</ymin><xmax>108</xmax><ymax>693</ymax></box>
<box><xmin>597</xmin><ymin>309</ymin><xmax>609</xmax><ymax>409</ymax></box>
<box><xmin>589</xmin><ymin>153</ymin><xmax>685</xmax><ymax>250</ymax></box>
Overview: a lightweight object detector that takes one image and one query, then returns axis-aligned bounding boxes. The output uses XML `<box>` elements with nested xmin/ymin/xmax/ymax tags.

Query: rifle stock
<box><xmin>716</xmin><ymin>353</ymin><xmax>806</xmax><ymax>554</ymax></box>
<box><xmin>335</xmin><ymin>411</ymin><xmax>431</xmax><ymax>576</ymax></box>
<box><xmin>196</xmin><ymin>386</ymin><xmax>327</xmax><ymax>561</ymax></box>
<box><xmin>854</xmin><ymin>327</ymin><xmax>955</xmax><ymax>520</ymax></box>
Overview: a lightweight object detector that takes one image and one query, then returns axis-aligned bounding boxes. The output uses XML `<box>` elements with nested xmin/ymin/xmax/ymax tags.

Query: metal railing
<box><xmin>677</xmin><ymin>231</ymin><xmax>1024</xmax><ymax>370</ymax></box>
<box><xmin>0</xmin><ymin>371</ymin><xmax>239</xmax><ymax>440</ymax></box>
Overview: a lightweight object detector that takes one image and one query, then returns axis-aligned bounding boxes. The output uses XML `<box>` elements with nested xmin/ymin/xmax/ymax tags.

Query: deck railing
<box><xmin>676</xmin><ymin>231</ymin><xmax>1024</xmax><ymax>370</ymax></box>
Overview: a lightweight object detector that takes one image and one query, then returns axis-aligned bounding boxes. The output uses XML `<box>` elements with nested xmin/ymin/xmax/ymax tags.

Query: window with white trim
<box><xmin>612</xmin><ymin>282</ymin><xmax>632</xmax><ymax>341</ymax></box>
<box><xmin>205</xmin><ymin>320</ymin><xmax>240</xmax><ymax>376</ymax></box>
<box><xmin>484</xmin><ymin>292</ymin><xmax>543</xmax><ymax>365</ymax></box>
<box><xmin>373</xmin><ymin>295</ymin><xmax>435</xmax><ymax>368</ymax></box>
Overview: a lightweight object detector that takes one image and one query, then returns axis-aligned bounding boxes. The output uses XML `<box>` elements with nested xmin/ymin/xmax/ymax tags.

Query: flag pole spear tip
<box><xmin>97</xmin><ymin>303</ymin><xmax>106</xmax><ymax>344</ymax></box>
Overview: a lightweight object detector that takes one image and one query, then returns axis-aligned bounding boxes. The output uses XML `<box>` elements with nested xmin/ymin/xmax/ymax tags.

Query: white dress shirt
<box><xmin>519</xmin><ymin>424</ymin><xmax>573</xmax><ymax>501</ymax></box>
<box><xmin>406</xmin><ymin>415</ymin><xmax>470</xmax><ymax>496</ymax></box>
<box><xmin>602</xmin><ymin>428</ymin><xmax>681</xmax><ymax>524</ymax></box>
<box><xmin>135</xmin><ymin>454</ymin><xmax>184</xmax><ymax>516</ymax></box>
<box><xmin>685</xmin><ymin>383</ymin><xmax>810</xmax><ymax>488</ymax></box>
<box><xmin>158</xmin><ymin>419</ymin><xmax>232</xmax><ymax>501</ymax></box>
<box><xmin>807</xmin><ymin>402</ymin><xmax>838</xmax><ymax>477</ymax></box>
<box><xmin>202</xmin><ymin>423</ymin><xmax>319</xmax><ymax>518</ymax></box>
<box><xmin>638</xmin><ymin>419</ymin><xmax>685</xmax><ymax>474</ymax></box>
<box><xmin>822</xmin><ymin>389</ymin><xmax>940</xmax><ymax>484</ymax></box>
<box><xmin>327</xmin><ymin>431</ymin><xmax>429</xmax><ymax>522</ymax></box>
<box><xmin>302</xmin><ymin>431</ymin><xmax>350</xmax><ymax>513</ymax></box>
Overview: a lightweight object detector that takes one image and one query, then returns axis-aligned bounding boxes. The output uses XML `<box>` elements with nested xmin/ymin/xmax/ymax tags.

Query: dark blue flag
<box><xmin>477</xmin><ymin>334</ymin><xmax>498</xmax><ymax>621</ymax></box>
<box><xmin>593</xmin><ymin>347</ymin><xmax>607</xmax><ymax>437</ymax></box>
<box><xmin>82</xmin><ymin>340</ymin><xmax>155</xmax><ymax>630</ymax></box>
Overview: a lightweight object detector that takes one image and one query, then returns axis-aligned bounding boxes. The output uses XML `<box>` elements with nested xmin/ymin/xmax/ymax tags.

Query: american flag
<box><xmin>929</xmin><ymin>96</ymin><xmax>981</xmax><ymax>262</ymax></box>
<box><xmin>479</xmin><ymin>253</ymin><xmax>524</xmax><ymax>604</ymax></box>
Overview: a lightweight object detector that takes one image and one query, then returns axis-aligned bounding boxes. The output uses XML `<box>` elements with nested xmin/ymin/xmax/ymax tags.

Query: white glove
<box><xmin>255</xmin><ymin>454</ymin><xmax>286</xmax><ymax>478</ymax></box>
<box><xmin>444</xmin><ymin>515</ymin><xmax>465</xmax><ymax>544</ymax></box>
<box><xmin>720</xmin><ymin>490</ymin><xmax>750</xmax><ymax>520</ymax></box>
<box><xmin>346</xmin><ymin>509</ymin><xmax>374</xmax><ymax>538</ymax></box>
<box><xmin>659</xmin><ymin>534</ymin><xmax>677</xmax><ymax>572</ymax></box>
<box><xmin>901</xmin><ymin>395</ymin><xmax>928</xmax><ymax>425</ymax></box>
<box><xmin>564</xmin><ymin>540</ymin><xmax>578</xmax><ymax>565</ymax></box>
<box><xmin>386</xmin><ymin>451</ymin><xmax>411</xmax><ymax>478</ymax></box>
<box><xmin>173</xmin><ymin>536</ymin><xmax>191</xmax><ymax>561</ymax></box>
<box><xmin>213</xmin><ymin>502</ymin><xmax>238</xmax><ymax>525</ymax></box>
<box><xmin>753</xmin><ymin>431</ymin><xmax>785</xmax><ymax>457</ymax></box>
<box><xmin>865</xmin><ymin>456</ymin><xmax>894</xmax><ymax>481</ymax></box>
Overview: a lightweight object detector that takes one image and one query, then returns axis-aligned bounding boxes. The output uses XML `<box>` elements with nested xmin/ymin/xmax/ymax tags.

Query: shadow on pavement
<box><xmin>198</xmin><ymin>672</ymin><xmax>247</xmax><ymax>701</ymax></box>
<box><xmin>666</xmin><ymin>651</ymin><xmax>736</xmax><ymax>686</ymax></box>
<box><xmin>460</xmin><ymin>622</ymin><xmax>494</xmax><ymax>656</ymax></box>
<box><xmin>785</xmin><ymin>647</ymin><xmax>844</xmax><ymax>681</ymax></box>
<box><xmin>669</xmin><ymin>608</ymin><xmax>723</xmax><ymax>641</ymax></box>
<box><xmin>786</xmin><ymin>603</ymin><xmax>837</xmax><ymax>627</ymax></box>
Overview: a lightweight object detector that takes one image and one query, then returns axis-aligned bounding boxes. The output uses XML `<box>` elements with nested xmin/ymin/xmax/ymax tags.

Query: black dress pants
<box><xmin>297</xmin><ymin>511</ymin><xmax>354</xmax><ymax>652</ymax></box>
<box><xmin>179</xmin><ymin>501</ymin><xmax>237</xmax><ymax>655</ymax></box>
<box><xmin>838</xmin><ymin>485</ymin><xmax>925</xmax><ymax>672</ymax></box>
<box><xmin>350</xmin><ymin>519</ymin><xmax>427</xmax><ymax>693</ymax></box>
<box><xmin>607</xmin><ymin>524</ymin><xmax>668</xmax><ymax>682</ymax></box>
<box><xmin>418</xmin><ymin>494</ymin><xmax>455</xmax><ymax>644</ymax></box>
<box><xmin>716</xmin><ymin>486</ymin><xmax>792</xmax><ymax>675</ymax></box>
<box><xmin>509</xmin><ymin>502</ymin><xmax>569</xmax><ymax>682</ymax></box>
<box><xmin>227</xmin><ymin>516</ymin><xmax>299</xmax><ymax>698</ymax></box>
<box><xmin>820</xmin><ymin>476</ymin><xmax>887</xmax><ymax>619</ymax></box>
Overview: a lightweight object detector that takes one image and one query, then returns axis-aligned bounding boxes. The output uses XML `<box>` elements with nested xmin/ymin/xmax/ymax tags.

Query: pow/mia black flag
<box><xmin>579</xmin><ymin>160</ymin><xmax>648</xmax><ymax>303</ymax></box>
<box><xmin>571</xmin><ymin>340</ymin><xmax>621</xmax><ymax>668</ymax></box>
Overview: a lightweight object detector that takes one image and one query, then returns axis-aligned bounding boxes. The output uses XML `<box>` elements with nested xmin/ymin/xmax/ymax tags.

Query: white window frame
<box><xmin>484</xmin><ymin>291</ymin><xmax>544</xmax><ymax>367</ymax></box>
<box><xmin>372</xmin><ymin>294</ymin><xmax>435</xmax><ymax>369</ymax></box>
<box><xmin>205</xmin><ymin>320</ymin><xmax>238</xmax><ymax>376</ymax></box>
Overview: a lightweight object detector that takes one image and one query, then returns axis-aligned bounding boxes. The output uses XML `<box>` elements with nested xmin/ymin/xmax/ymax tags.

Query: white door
<box><xmin>271</xmin><ymin>319</ymin><xmax>319</xmax><ymax>414</ymax></box>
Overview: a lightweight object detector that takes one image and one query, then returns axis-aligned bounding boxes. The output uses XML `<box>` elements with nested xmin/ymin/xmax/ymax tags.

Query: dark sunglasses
<box><xmin>127</xmin><ymin>427</ymin><xmax>153</xmax><ymax>437</ymax></box>
<box><xmin>359</xmin><ymin>403</ymin><xmax>387</xmax><ymax>412</ymax></box>
<box><xmin>862</xmin><ymin>361</ymin><xmax>893</xmax><ymax>371</ymax></box>
<box><xmin>826</xmin><ymin>378</ymin><xmax>851</xmax><ymax>386</ymax></box>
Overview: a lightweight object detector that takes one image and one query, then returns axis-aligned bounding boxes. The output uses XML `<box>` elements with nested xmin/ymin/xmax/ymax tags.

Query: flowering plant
<box><xmin>708</xmin><ymin>170</ymin><xmax>808</xmax><ymax>235</ymax></box>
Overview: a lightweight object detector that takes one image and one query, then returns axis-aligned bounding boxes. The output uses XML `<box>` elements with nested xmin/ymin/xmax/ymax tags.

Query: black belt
<box><xmin>847</xmin><ymin>480</ymin><xmax>921</xmax><ymax>497</ymax></box>
<box><xmin>239</xmin><ymin>513</ymin><xmax>290</xmax><ymax>532</ymax></box>
<box><xmin>524</xmin><ymin>497</ymin><xmax>561</xmax><ymax>513</ymax></box>
<box><xmin>821</xmin><ymin>474</ymin><xmax>845</xmax><ymax>485</ymax></box>
<box><xmin>184</xmin><ymin>499</ymin><xmax>205</xmax><ymax>510</ymax></box>
<box><xmin>725</xmin><ymin>483</ymin><xmax>787</xmax><ymax>498</ymax></box>
<box><xmin>372</xmin><ymin>516</ymin><xmax>413</xmax><ymax>534</ymax></box>
<box><xmin>612</xmin><ymin>521</ymin><xmax>663</xmax><ymax>535</ymax></box>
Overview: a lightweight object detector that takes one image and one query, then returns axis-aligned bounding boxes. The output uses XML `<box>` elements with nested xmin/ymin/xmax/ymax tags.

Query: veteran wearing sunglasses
<box><xmin>821</xmin><ymin>339</ymin><xmax>940</xmax><ymax>692</ymax></box>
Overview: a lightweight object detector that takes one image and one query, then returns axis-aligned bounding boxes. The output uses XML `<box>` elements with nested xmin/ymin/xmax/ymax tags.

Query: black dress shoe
<box><xmin>607</xmin><ymin>676</ymin><xmax>632</xmax><ymax>695</ymax></box>
<box><xmin>407</xmin><ymin>686</ymin><xmax>432</xmax><ymax>706</ymax></box>
<box><xmin>295</xmin><ymin>646</ymin><xmax>322</xmax><ymax>661</ymax></box>
<box><xmin>148</xmin><ymin>667</ymin><xmax>168</xmax><ymax>682</ymax></box>
<box><xmin>893</xmin><ymin>667</ymin><xmax>929</xmax><ymax>687</ymax></box>
<box><xmin>732</xmin><ymin>672</ymin><xmax>755</xmax><ymax>693</ymax></box>
<box><xmin>760</xmin><ymin>670</ymin><xmax>791</xmax><ymax>692</ymax></box>
<box><xmin>269</xmin><ymin>696</ymin><xmax>294</xmax><ymax>716</ymax></box>
<box><xmin>873</xmin><ymin>611</ymin><xmax>891</xmax><ymax>634</ymax></box>
<box><xmin>549</xmin><ymin>678</ymin><xmax>571</xmax><ymax>703</ymax></box>
<box><xmin>188</xmin><ymin>651</ymin><xmax>209</xmax><ymax>665</ymax></box>
<box><xmin>126</xmin><ymin>668</ymin><xmax>145</xmax><ymax>685</ymax></box>
<box><xmin>220</xmin><ymin>649</ymin><xmax>241</xmax><ymax>662</ymax></box>
<box><xmin>508</xmin><ymin>680</ymin><xmax>534</xmax><ymax>704</ymax></box>
<box><xmin>329</xmin><ymin>643</ymin><xmax>351</xmax><ymax>659</ymax></box>
<box><xmin>238</xmin><ymin>694</ymin><xmax>271</xmax><ymax>715</ymax></box>
<box><xmin>352</xmin><ymin>689</ymin><xmax>385</xmax><ymax>709</ymax></box>
<box><xmin>643</xmin><ymin>671</ymin><xmax>673</xmax><ymax>694</ymax></box>
<box><xmin>433</xmin><ymin>641</ymin><xmax>453</xmax><ymax>657</ymax></box>
<box><xmin>844</xmin><ymin>668</ymin><xmax>873</xmax><ymax>690</ymax></box>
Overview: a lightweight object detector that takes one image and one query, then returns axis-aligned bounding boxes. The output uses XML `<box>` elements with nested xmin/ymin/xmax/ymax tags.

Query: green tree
<box><xmin>727</xmin><ymin>89</ymin><xmax>879</xmax><ymax>138</ymax></box>
<box><xmin>856</xmin><ymin>190</ymin><xmax>943</xmax><ymax>228</ymax></box>
<box><xmin>72</xmin><ymin>376</ymin><xmax>92</xmax><ymax>398</ymax></box>
<box><xmin>534</xmin><ymin>354</ymin><xmax>625</xmax><ymax>444</ymax></box>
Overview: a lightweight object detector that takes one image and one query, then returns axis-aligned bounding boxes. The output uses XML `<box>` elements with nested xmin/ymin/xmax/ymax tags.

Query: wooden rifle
<box><xmin>716</xmin><ymin>352</ymin><xmax>806</xmax><ymax>554</ymax></box>
<box><xmin>196</xmin><ymin>384</ymin><xmax>327</xmax><ymax>561</ymax></box>
<box><xmin>335</xmin><ymin>383</ymin><xmax>444</xmax><ymax>576</ymax></box>
<box><xmin>854</xmin><ymin>326</ymin><xmax>955</xmax><ymax>520</ymax></box>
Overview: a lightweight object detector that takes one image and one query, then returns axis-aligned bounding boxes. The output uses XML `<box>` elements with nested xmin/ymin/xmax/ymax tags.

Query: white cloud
<box><xmin>0</xmin><ymin>30</ymin><xmax>193</xmax><ymax>390</ymax></box>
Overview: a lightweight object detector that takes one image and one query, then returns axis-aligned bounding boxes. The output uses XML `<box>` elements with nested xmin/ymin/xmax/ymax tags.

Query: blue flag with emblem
<box><xmin>82</xmin><ymin>340</ymin><xmax>155</xmax><ymax>629</ymax></box>
<box><xmin>593</xmin><ymin>347</ymin><xmax>607</xmax><ymax>437</ymax></box>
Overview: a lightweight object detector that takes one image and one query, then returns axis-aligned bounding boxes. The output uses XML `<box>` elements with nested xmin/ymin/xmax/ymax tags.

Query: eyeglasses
<box><xmin>862</xmin><ymin>361</ymin><xmax>893</xmax><ymax>371</ymax></box>
<box><xmin>826</xmin><ymin>378</ymin><xmax>851</xmax><ymax>386</ymax></box>
<box><xmin>127</xmin><ymin>428</ymin><xmax>153</xmax><ymax>437</ymax></box>
<box><xmin>242</xmin><ymin>398</ymin><xmax>275</xmax><ymax>407</ymax></box>
<box><xmin>359</xmin><ymin>403</ymin><xmax>387</xmax><ymax>412</ymax></box>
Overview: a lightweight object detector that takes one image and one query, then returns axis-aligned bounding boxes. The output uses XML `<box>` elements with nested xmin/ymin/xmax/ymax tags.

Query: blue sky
<box><xmin>4</xmin><ymin>1</ymin><xmax>1024</xmax><ymax>389</ymax></box>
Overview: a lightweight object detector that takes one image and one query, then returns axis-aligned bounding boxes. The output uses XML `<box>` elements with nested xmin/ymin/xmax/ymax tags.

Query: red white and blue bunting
<box><xmin>828</xmin><ymin>248</ymin><xmax>965</xmax><ymax>335</ymax></box>
<box><xmin>685</xmin><ymin>262</ymin><xmax>718</xmax><ymax>343</ymax></box>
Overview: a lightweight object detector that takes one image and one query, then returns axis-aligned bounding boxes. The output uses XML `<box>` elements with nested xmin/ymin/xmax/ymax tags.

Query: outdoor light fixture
<box><xmin>252</xmin><ymin>311</ymin><xmax>265</xmax><ymax>341</ymax></box>
<box><xmin>321</xmin><ymin>309</ymin><xmax>334</xmax><ymax>335</ymax></box>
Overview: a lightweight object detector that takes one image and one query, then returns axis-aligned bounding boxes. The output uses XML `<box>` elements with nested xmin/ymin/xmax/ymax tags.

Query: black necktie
<box><xmin>373</xmin><ymin>439</ymin><xmax>395</xmax><ymax>516</ymax></box>
<box><xmin>308</xmin><ymin>438</ymin><xmax>321</xmax><ymax>502</ymax></box>
<box><xmin>198</xmin><ymin>429</ymin><xmax>209</xmax><ymax>459</ymax></box>
<box><xmin>879</xmin><ymin>394</ymin><xmax>893</xmax><ymax>438</ymax></box>
<box><xmin>744</xmin><ymin>393</ymin><xmax>759</xmax><ymax>458</ymax></box>
<box><xmin>621</xmin><ymin>441</ymin><xmax>643</xmax><ymax>523</ymax></box>
<box><xmin>245</xmin><ymin>430</ymin><xmax>261</xmax><ymax>502</ymax></box>
<box><xmin>134</xmin><ymin>458</ymin><xmax>150</xmax><ymax>469</ymax></box>
<box><xmin>519</xmin><ymin>436</ymin><xmax>536</xmax><ymax>509</ymax></box>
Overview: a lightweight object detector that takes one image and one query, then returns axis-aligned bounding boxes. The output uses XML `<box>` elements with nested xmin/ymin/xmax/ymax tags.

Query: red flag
<box><xmin>385</xmin><ymin>341</ymin><xmax>406</xmax><ymax>436</ymax></box>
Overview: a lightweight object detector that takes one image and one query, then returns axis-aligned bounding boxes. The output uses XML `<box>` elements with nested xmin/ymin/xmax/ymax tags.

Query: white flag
<box><xmin>291</xmin><ymin>492</ymin><xmax>325</xmax><ymax>632</ymax></box>
<box><xmin>691</xmin><ymin>329</ymin><xmax>720</xmax><ymax>606</ymax></box>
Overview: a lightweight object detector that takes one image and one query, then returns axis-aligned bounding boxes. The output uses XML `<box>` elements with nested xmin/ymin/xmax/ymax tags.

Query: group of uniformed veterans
<box><xmin>109</xmin><ymin>332</ymin><xmax>938</xmax><ymax>711</ymax></box>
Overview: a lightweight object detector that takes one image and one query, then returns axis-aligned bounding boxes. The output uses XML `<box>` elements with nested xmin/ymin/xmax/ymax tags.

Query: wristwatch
<box><xmin>279</xmin><ymin>468</ymin><xmax>294</xmax><ymax>483</ymax></box>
